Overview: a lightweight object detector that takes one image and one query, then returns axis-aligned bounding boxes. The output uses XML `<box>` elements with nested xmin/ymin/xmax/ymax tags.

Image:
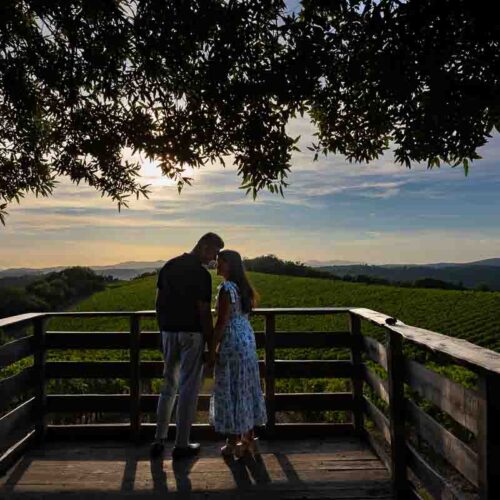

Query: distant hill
<box><xmin>320</xmin><ymin>264</ymin><xmax>500</xmax><ymax>290</ymax></box>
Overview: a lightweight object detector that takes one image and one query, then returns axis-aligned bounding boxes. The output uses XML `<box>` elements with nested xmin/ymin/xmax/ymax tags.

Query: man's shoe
<box><xmin>150</xmin><ymin>439</ymin><xmax>166</xmax><ymax>459</ymax></box>
<box><xmin>172</xmin><ymin>443</ymin><xmax>201</xmax><ymax>460</ymax></box>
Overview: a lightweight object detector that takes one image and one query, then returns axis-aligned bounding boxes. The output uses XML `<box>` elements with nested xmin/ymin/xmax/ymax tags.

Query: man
<box><xmin>150</xmin><ymin>232</ymin><xmax>224</xmax><ymax>459</ymax></box>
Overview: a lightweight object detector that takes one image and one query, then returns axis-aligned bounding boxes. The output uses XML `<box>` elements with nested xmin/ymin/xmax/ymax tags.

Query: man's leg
<box><xmin>154</xmin><ymin>331</ymin><xmax>180</xmax><ymax>441</ymax></box>
<box><xmin>175</xmin><ymin>332</ymin><xmax>204</xmax><ymax>448</ymax></box>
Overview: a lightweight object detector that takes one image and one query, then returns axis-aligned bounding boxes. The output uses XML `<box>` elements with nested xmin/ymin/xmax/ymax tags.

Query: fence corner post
<box><xmin>130</xmin><ymin>314</ymin><xmax>141</xmax><ymax>443</ymax></box>
<box><xmin>349</xmin><ymin>312</ymin><xmax>364</xmax><ymax>435</ymax></box>
<box><xmin>33</xmin><ymin>316</ymin><xmax>47</xmax><ymax>443</ymax></box>
<box><xmin>264</xmin><ymin>313</ymin><xmax>276</xmax><ymax>438</ymax></box>
<box><xmin>477</xmin><ymin>371</ymin><xmax>500</xmax><ymax>499</ymax></box>
<box><xmin>387</xmin><ymin>330</ymin><xmax>409</xmax><ymax>498</ymax></box>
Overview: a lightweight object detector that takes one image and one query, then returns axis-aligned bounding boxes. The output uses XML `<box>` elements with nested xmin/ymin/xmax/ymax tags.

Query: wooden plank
<box><xmin>45</xmin><ymin>422</ymin><xmax>355</xmax><ymax>441</ymax></box>
<box><xmin>0</xmin><ymin>398</ymin><xmax>36</xmax><ymax>454</ymax></box>
<box><xmin>45</xmin><ymin>332</ymin><xmax>130</xmax><ymax>349</ymax></box>
<box><xmin>477</xmin><ymin>372</ymin><xmax>500</xmax><ymax>499</ymax></box>
<box><xmin>361</xmin><ymin>336</ymin><xmax>388</xmax><ymax>371</ymax></box>
<box><xmin>45</xmin><ymin>361</ymin><xmax>130</xmax><ymax>378</ymax></box>
<box><xmin>404</xmin><ymin>359</ymin><xmax>480</xmax><ymax>435</ymax></box>
<box><xmin>47</xmin><ymin>394</ymin><xmax>131</xmax><ymax>413</ymax></box>
<box><xmin>0</xmin><ymin>429</ymin><xmax>36</xmax><ymax>477</ymax></box>
<box><xmin>352</xmin><ymin>308</ymin><xmax>500</xmax><ymax>376</ymax></box>
<box><xmin>387</xmin><ymin>330</ymin><xmax>409</xmax><ymax>497</ymax></box>
<box><xmin>274</xmin><ymin>332</ymin><xmax>353</xmax><ymax>348</ymax></box>
<box><xmin>363</xmin><ymin>397</ymin><xmax>391</xmax><ymax>445</ymax></box>
<box><xmin>0</xmin><ymin>367</ymin><xmax>34</xmax><ymax>413</ymax></box>
<box><xmin>349</xmin><ymin>313</ymin><xmax>364</xmax><ymax>434</ymax></box>
<box><xmin>406</xmin><ymin>399</ymin><xmax>478</xmax><ymax>486</ymax></box>
<box><xmin>275</xmin><ymin>360</ymin><xmax>353</xmax><ymax>378</ymax></box>
<box><xmin>139</xmin><ymin>360</ymin><xmax>266</xmax><ymax>379</ymax></box>
<box><xmin>129</xmin><ymin>314</ymin><xmax>140</xmax><ymax>442</ymax></box>
<box><xmin>0</xmin><ymin>313</ymin><xmax>45</xmax><ymax>329</ymax></box>
<box><xmin>362</xmin><ymin>428</ymin><xmax>391</xmax><ymax>472</ymax></box>
<box><xmin>139</xmin><ymin>331</ymin><xmax>160</xmax><ymax>349</ymax></box>
<box><xmin>253</xmin><ymin>307</ymin><xmax>351</xmax><ymax>315</ymax></box>
<box><xmin>265</xmin><ymin>313</ymin><xmax>276</xmax><ymax>435</ymax></box>
<box><xmin>362</xmin><ymin>364</ymin><xmax>389</xmax><ymax>403</ymax></box>
<box><xmin>33</xmin><ymin>316</ymin><xmax>46</xmax><ymax>443</ymax></box>
<box><xmin>0</xmin><ymin>336</ymin><xmax>34</xmax><ymax>370</ymax></box>
<box><xmin>407</xmin><ymin>443</ymin><xmax>467</xmax><ymax>500</ymax></box>
<box><xmin>274</xmin><ymin>392</ymin><xmax>354</xmax><ymax>411</ymax></box>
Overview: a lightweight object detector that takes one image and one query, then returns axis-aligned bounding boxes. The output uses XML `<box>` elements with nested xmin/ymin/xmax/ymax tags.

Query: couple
<box><xmin>150</xmin><ymin>233</ymin><xmax>267</xmax><ymax>460</ymax></box>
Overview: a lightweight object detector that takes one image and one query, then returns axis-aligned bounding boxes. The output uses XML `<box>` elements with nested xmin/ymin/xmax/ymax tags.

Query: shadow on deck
<box><xmin>0</xmin><ymin>437</ymin><xmax>392</xmax><ymax>499</ymax></box>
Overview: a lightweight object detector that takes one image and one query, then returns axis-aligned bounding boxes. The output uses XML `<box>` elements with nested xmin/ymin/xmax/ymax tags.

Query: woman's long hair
<box><xmin>218</xmin><ymin>250</ymin><xmax>258</xmax><ymax>314</ymax></box>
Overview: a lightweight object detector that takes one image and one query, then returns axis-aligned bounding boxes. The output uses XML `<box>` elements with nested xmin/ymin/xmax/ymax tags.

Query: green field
<box><xmin>3</xmin><ymin>271</ymin><xmax>499</xmax><ymax>425</ymax></box>
<box><xmin>47</xmin><ymin>271</ymin><xmax>500</xmax><ymax>352</ymax></box>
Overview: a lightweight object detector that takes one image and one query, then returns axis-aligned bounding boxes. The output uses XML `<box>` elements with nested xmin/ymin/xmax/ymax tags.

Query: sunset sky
<box><xmin>1</xmin><ymin>115</ymin><xmax>500</xmax><ymax>269</ymax></box>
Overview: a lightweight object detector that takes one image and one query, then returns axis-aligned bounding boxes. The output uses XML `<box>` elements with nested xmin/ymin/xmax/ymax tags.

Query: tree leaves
<box><xmin>0</xmin><ymin>0</ymin><xmax>499</xmax><ymax>223</ymax></box>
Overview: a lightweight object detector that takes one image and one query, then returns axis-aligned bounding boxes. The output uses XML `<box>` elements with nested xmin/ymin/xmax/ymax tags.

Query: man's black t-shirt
<box><xmin>156</xmin><ymin>253</ymin><xmax>212</xmax><ymax>332</ymax></box>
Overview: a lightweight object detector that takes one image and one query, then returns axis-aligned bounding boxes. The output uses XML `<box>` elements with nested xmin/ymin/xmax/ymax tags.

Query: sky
<box><xmin>1</xmin><ymin>114</ymin><xmax>500</xmax><ymax>269</ymax></box>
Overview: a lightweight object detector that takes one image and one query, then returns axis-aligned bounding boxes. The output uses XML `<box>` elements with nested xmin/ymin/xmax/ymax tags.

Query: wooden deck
<box><xmin>0</xmin><ymin>437</ymin><xmax>392</xmax><ymax>499</ymax></box>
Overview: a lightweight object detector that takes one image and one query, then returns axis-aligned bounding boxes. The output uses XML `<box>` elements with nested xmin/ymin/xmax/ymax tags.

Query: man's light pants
<box><xmin>154</xmin><ymin>331</ymin><xmax>204</xmax><ymax>447</ymax></box>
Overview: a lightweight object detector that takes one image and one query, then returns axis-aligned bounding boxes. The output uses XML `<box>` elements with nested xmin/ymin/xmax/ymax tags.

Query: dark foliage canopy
<box><xmin>1</xmin><ymin>0</ymin><xmax>499</xmax><ymax>223</ymax></box>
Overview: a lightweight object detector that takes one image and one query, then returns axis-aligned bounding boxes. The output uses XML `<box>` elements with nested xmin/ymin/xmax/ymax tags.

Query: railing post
<box><xmin>33</xmin><ymin>316</ymin><xmax>47</xmax><ymax>443</ymax></box>
<box><xmin>349</xmin><ymin>312</ymin><xmax>364</xmax><ymax>435</ymax></box>
<box><xmin>265</xmin><ymin>313</ymin><xmax>276</xmax><ymax>437</ymax></box>
<box><xmin>477</xmin><ymin>371</ymin><xmax>500</xmax><ymax>499</ymax></box>
<box><xmin>386</xmin><ymin>330</ymin><xmax>408</xmax><ymax>498</ymax></box>
<box><xmin>130</xmin><ymin>314</ymin><xmax>141</xmax><ymax>442</ymax></box>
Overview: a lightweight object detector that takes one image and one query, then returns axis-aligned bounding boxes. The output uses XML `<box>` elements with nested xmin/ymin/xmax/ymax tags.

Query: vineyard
<box><xmin>2</xmin><ymin>272</ymin><xmax>499</xmax><ymax>424</ymax></box>
<box><xmin>45</xmin><ymin>271</ymin><xmax>500</xmax><ymax>351</ymax></box>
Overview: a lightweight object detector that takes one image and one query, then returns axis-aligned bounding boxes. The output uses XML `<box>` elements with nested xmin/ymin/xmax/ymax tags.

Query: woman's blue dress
<box><xmin>209</xmin><ymin>281</ymin><xmax>267</xmax><ymax>435</ymax></box>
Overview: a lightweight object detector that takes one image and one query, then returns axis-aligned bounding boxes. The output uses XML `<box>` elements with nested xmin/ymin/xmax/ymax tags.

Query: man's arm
<box><xmin>197</xmin><ymin>300</ymin><xmax>214</xmax><ymax>352</ymax></box>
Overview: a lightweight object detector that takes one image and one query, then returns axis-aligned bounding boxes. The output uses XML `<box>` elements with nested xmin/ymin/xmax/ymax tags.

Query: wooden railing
<box><xmin>1</xmin><ymin>308</ymin><xmax>500</xmax><ymax>499</ymax></box>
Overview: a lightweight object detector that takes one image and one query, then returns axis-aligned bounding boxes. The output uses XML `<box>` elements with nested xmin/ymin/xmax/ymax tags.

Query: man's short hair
<box><xmin>197</xmin><ymin>232</ymin><xmax>224</xmax><ymax>249</ymax></box>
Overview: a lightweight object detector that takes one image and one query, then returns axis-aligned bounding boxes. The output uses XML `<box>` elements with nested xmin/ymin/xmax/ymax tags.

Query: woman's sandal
<box><xmin>235</xmin><ymin>437</ymin><xmax>260</xmax><ymax>458</ymax></box>
<box><xmin>220</xmin><ymin>440</ymin><xmax>236</xmax><ymax>457</ymax></box>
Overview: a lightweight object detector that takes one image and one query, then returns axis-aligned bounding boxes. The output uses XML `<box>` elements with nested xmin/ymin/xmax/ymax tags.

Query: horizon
<box><xmin>2</xmin><ymin>117</ymin><xmax>500</xmax><ymax>268</ymax></box>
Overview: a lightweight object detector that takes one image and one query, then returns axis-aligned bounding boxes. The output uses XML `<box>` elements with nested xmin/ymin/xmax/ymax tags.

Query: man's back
<box><xmin>156</xmin><ymin>253</ymin><xmax>212</xmax><ymax>332</ymax></box>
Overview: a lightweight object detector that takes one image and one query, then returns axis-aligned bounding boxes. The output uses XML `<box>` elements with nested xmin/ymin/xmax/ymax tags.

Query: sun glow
<box><xmin>139</xmin><ymin>159</ymin><xmax>197</xmax><ymax>187</ymax></box>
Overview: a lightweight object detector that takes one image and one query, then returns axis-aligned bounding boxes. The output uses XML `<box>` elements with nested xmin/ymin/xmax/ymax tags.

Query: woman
<box><xmin>209</xmin><ymin>250</ymin><xmax>267</xmax><ymax>457</ymax></box>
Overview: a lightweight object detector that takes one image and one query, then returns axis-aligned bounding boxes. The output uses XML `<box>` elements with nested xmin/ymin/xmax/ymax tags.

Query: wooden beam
<box><xmin>361</xmin><ymin>336</ymin><xmax>388</xmax><ymax>371</ymax></box>
<box><xmin>274</xmin><ymin>392</ymin><xmax>355</xmax><ymax>411</ymax></box>
<box><xmin>406</xmin><ymin>444</ymin><xmax>466</xmax><ymax>500</ymax></box>
<box><xmin>362</xmin><ymin>364</ymin><xmax>389</xmax><ymax>404</ymax></box>
<box><xmin>265</xmin><ymin>313</ymin><xmax>276</xmax><ymax>436</ymax></box>
<box><xmin>386</xmin><ymin>330</ymin><xmax>409</xmax><ymax>497</ymax></box>
<box><xmin>363</xmin><ymin>397</ymin><xmax>391</xmax><ymax>445</ymax></box>
<box><xmin>0</xmin><ymin>313</ymin><xmax>45</xmax><ymax>329</ymax></box>
<box><xmin>274</xmin><ymin>360</ymin><xmax>354</xmax><ymax>378</ymax></box>
<box><xmin>46</xmin><ymin>422</ymin><xmax>354</xmax><ymax>441</ymax></box>
<box><xmin>404</xmin><ymin>359</ymin><xmax>479</xmax><ymax>435</ymax></box>
<box><xmin>129</xmin><ymin>314</ymin><xmax>140</xmax><ymax>442</ymax></box>
<box><xmin>477</xmin><ymin>372</ymin><xmax>500</xmax><ymax>499</ymax></box>
<box><xmin>349</xmin><ymin>313</ymin><xmax>364</xmax><ymax>435</ymax></box>
<box><xmin>0</xmin><ymin>430</ymin><xmax>37</xmax><ymax>477</ymax></box>
<box><xmin>33</xmin><ymin>316</ymin><xmax>46</xmax><ymax>443</ymax></box>
<box><xmin>46</xmin><ymin>361</ymin><xmax>130</xmax><ymax>378</ymax></box>
<box><xmin>0</xmin><ymin>398</ymin><xmax>36</xmax><ymax>455</ymax></box>
<box><xmin>0</xmin><ymin>336</ymin><xmax>34</xmax><ymax>370</ymax></box>
<box><xmin>406</xmin><ymin>399</ymin><xmax>477</xmax><ymax>486</ymax></box>
<box><xmin>45</xmin><ymin>332</ymin><xmax>130</xmax><ymax>349</ymax></box>
<box><xmin>352</xmin><ymin>308</ymin><xmax>500</xmax><ymax>376</ymax></box>
<box><xmin>0</xmin><ymin>367</ymin><xmax>34</xmax><ymax>413</ymax></box>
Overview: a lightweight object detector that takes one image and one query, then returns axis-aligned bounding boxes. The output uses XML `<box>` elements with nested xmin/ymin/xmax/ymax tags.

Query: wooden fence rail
<box><xmin>1</xmin><ymin>307</ymin><xmax>500</xmax><ymax>499</ymax></box>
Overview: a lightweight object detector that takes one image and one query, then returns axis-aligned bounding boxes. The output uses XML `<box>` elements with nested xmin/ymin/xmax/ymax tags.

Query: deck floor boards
<box><xmin>0</xmin><ymin>437</ymin><xmax>392</xmax><ymax>499</ymax></box>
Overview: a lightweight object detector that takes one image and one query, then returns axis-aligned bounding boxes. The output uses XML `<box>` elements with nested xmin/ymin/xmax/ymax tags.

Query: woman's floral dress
<box><xmin>209</xmin><ymin>281</ymin><xmax>267</xmax><ymax>434</ymax></box>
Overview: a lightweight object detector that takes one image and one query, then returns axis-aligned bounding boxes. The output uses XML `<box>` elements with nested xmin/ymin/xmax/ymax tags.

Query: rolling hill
<box><xmin>47</xmin><ymin>271</ymin><xmax>500</xmax><ymax>353</ymax></box>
